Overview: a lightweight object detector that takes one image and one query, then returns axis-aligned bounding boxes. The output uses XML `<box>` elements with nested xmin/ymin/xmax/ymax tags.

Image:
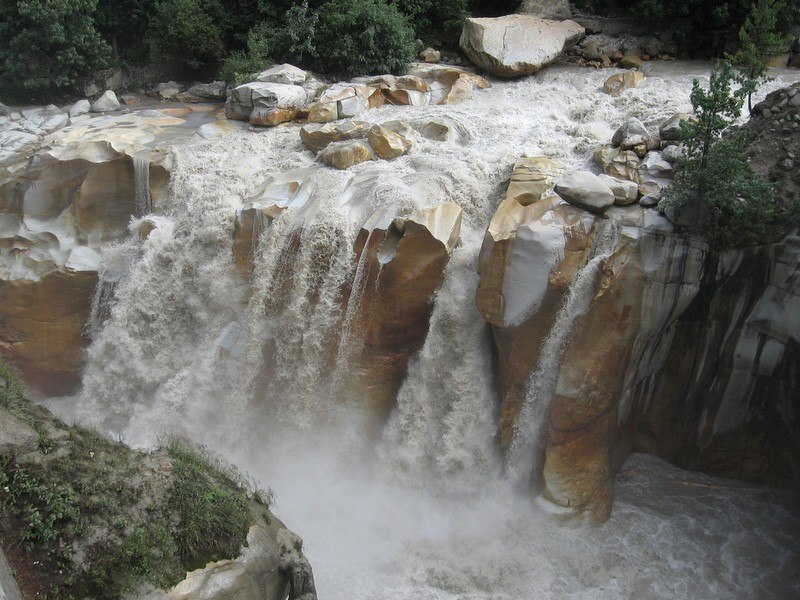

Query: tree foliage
<box><xmin>306</xmin><ymin>0</ymin><xmax>415</xmax><ymax>78</ymax></box>
<box><xmin>659</xmin><ymin>61</ymin><xmax>779</xmax><ymax>249</ymax></box>
<box><xmin>682</xmin><ymin>61</ymin><xmax>750</xmax><ymax>166</ymax></box>
<box><xmin>390</xmin><ymin>0</ymin><xmax>469</xmax><ymax>44</ymax></box>
<box><xmin>0</xmin><ymin>0</ymin><xmax>111</xmax><ymax>101</ymax></box>
<box><xmin>728</xmin><ymin>0</ymin><xmax>790</xmax><ymax>114</ymax></box>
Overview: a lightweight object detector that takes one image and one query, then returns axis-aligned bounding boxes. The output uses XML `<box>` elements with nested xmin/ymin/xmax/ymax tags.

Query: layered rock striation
<box><xmin>0</xmin><ymin>109</ymin><xmax>217</xmax><ymax>395</ymax></box>
<box><xmin>477</xmin><ymin>155</ymin><xmax>799</xmax><ymax>523</ymax></box>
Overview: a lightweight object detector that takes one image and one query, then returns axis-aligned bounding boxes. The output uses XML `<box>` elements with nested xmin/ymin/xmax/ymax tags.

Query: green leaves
<box><xmin>682</xmin><ymin>61</ymin><xmax>748</xmax><ymax>165</ymax></box>
<box><xmin>660</xmin><ymin>61</ymin><xmax>780</xmax><ymax>249</ymax></box>
<box><xmin>0</xmin><ymin>0</ymin><xmax>111</xmax><ymax>101</ymax></box>
<box><xmin>728</xmin><ymin>0</ymin><xmax>790</xmax><ymax>113</ymax></box>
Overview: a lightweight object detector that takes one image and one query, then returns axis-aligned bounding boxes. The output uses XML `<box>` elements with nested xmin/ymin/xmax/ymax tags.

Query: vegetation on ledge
<box><xmin>0</xmin><ymin>360</ymin><xmax>270</xmax><ymax>599</ymax></box>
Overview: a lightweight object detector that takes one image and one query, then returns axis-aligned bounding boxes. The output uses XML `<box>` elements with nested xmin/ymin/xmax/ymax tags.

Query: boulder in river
<box><xmin>459</xmin><ymin>15</ymin><xmax>584</xmax><ymax>78</ymax></box>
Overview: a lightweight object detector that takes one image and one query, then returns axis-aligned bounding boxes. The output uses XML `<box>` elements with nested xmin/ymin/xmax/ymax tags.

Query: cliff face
<box><xmin>477</xmin><ymin>158</ymin><xmax>799</xmax><ymax>523</ymax></box>
<box><xmin>0</xmin><ymin>113</ymin><xmax>181</xmax><ymax>395</ymax></box>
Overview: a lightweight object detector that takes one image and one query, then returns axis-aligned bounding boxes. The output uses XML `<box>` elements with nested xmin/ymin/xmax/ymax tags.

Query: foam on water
<box><xmin>70</xmin><ymin>63</ymin><xmax>800</xmax><ymax>598</ymax></box>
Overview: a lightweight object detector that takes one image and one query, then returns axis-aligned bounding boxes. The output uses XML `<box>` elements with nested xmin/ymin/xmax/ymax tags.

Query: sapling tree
<box><xmin>660</xmin><ymin>60</ymin><xmax>777</xmax><ymax>248</ymax></box>
<box><xmin>682</xmin><ymin>60</ymin><xmax>749</xmax><ymax>167</ymax></box>
<box><xmin>728</xmin><ymin>0</ymin><xmax>790</xmax><ymax>114</ymax></box>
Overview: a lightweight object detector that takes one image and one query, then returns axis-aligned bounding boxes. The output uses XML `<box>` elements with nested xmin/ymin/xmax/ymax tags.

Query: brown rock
<box><xmin>420</xmin><ymin>47</ymin><xmax>441</xmax><ymax>63</ymax></box>
<box><xmin>618</xmin><ymin>52</ymin><xmax>644</xmax><ymax>69</ymax></box>
<box><xmin>299</xmin><ymin>121</ymin><xmax>370</xmax><ymax>153</ymax></box>
<box><xmin>321</xmin><ymin>140</ymin><xmax>374</xmax><ymax>170</ymax></box>
<box><xmin>0</xmin><ymin>271</ymin><xmax>97</xmax><ymax>396</ymax></box>
<box><xmin>250</xmin><ymin>106</ymin><xmax>298</xmax><ymax>127</ymax></box>
<box><xmin>602</xmin><ymin>70</ymin><xmax>645</xmax><ymax>95</ymax></box>
<box><xmin>367</xmin><ymin>125</ymin><xmax>412</xmax><ymax>160</ymax></box>
<box><xmin>307</xmin><ymin>102</ymin><xmax>338</xmax><ymax>123</ymax></box>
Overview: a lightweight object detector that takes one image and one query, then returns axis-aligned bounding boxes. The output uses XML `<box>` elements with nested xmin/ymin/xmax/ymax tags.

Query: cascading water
<box><xmin>507</xmin><ymin>217</ymin><xmax>622</xmax><ymax>487</ymax></box>
<box><xmin>67</xmin><ymin>63</ymin><xmax>800</xmax><ymax>599</ymax></box>
<box><xmin>133</xmin><ymin>155</ymin><xmax>153</xmax><ymax>217</ymax></box>
<box><xmin>378</xmin><ymin>228</ymin><xmax>500</xmax><ymax>490</ymax></box>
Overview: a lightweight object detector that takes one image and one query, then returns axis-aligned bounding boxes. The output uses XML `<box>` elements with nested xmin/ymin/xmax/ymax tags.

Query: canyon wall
<box><xmin>477</xmin><ymin>158</ymin><xmax>799</xmax><ymax>523</ymax></box>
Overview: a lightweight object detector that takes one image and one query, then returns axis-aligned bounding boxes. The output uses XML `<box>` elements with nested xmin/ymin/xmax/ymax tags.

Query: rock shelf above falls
<box><xmin>1</xmin><ymin>62</ymin><xmax>799</xmax><ymax>531</ymax></box>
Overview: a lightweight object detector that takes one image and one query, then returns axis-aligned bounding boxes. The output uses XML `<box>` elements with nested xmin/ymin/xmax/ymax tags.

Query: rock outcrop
<box><xmin>477</xmin><ymin>158</ymin><xmax>800</xmax><ymax>524</ymax></box>
<box><xmin>0</xmin><ymin>109</ymin><xmax>216</xmax><ymax>394</ymax></box>
<box><xmin>227</xmin><ymin>63</ymin><xmax>491</xmax><ymax>128</ymax></box>
<box><xmin>459</xmin><ymin>15</ymin><xmax>584</xmax><ymax>77</ymax></box>
<box><xmin>341</xmin><ymin>203</ymin><xmax>463</xmax><ymax>425</ymax></box>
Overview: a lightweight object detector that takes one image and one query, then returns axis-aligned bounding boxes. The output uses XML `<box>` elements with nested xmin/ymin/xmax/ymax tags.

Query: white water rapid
<box><xmin>59</xmin><ymin>63</ymin><xmax>800</xmax><ymax>599</ymax></box>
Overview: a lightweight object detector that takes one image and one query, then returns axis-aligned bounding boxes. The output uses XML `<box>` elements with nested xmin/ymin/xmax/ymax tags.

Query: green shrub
<box><xmin>392</xmin><ymin>0</ymin><xmax>469</xmax><ymax>45</ymax></box>
<box><xmin>661</xmin><ymin>133</ymin><xmax>777</xmax><ymax>248</ymax></box>
<box><xmin>310</xmin><ymin>0</ymin><xmax>415</xmax><ymax>78</ymax></box>
<box><xmin>0</xmin><ymin>0</ymin><xmax>111</xmax><ymax>101</ymax></box>
<box><xmin>167</xmin><ymin>439</ymin><xmax>253</xmax><ymax>569</ymax></box>
<box><xmin>148</xmin><ymin>0</ymin><xmax>226</xmax><ymax>71</ymax></box>
<box><xmin>659</xmin><ymin>61</ymin><xmax>783</xmax><ymax>249</ymax></box>
<box><xmin>728</xmin><ymin>0</ymin><xmax>790</xmax><ymax>114</ymax></box>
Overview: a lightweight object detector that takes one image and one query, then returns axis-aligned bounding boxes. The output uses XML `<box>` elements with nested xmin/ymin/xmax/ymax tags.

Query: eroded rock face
<box><xmin>160</xmin><ymin>521</ymin><xmax>315</xmax><ymax>600</ymax></box>
<box><xmin>0</xmin><ymin>110</ymin><xmax>214</xmax><ymax>395</ymax></box>
<box><xmin>477</xmin><ymin>173</ymin><xmax>800</xmax><ymax>524</ymax></box>
<box><xmin>459</xmin><ymin>15</ymin><xmax>584</xmax><ymax>78</ymax></box>
<box><xmin>342</xmin><ymin>203</ymin><xmax>463</xmax><ymax>424</ymax></box>
<box><xmin>0</xmin><ymin>271</ymin><xmax>97</xmax><ymax>395</ymax></box>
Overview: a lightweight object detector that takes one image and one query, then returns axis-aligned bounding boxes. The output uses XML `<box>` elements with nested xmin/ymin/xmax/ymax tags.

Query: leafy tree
<box><xmin>148</xmin><ymin>0</ymin><xmax>226</xmax><ymax>71</ymax></box>
<box><xmin>659</xmin><ymin>61</ymin><xmax>778</xmax><ymax>248</ymax></box>
<box><xmin>728</xmin><ymin>0</ymin><xmax>790</xmax><ymax>114</ymax></box>
<box><xmin>253</xmin><ymin>0</ymin><xmax>318</xmax><ymax>64</ymax></box>
<box><xmin>391</xmin><ymin>0</ymin><xmax>469</xmax><ymax>45</ymax></box>
<box><xmin>682</xmin><ymin>61</ymin><xmax>750</xmax><ymax>167</ymax></box>
<box><xmin>0</xmin><ymin>0</ymin><xmax>111</xmax><ymax>101</ymax></box>
<box><xmin>95</xmin><ymin>0</ymin><xmax>156</xmax><ymax>62</ymax></box>
<box><xmin>309</xmin><ymin>0</ymin><xmax>414</xmax><ymax>78</ymax></box>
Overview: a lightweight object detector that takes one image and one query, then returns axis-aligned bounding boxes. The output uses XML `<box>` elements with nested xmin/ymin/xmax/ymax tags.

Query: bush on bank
<box><xmin>0</xmin><ymin>359</ymin><xmax>268</xmax><ymax>599</ymax></box>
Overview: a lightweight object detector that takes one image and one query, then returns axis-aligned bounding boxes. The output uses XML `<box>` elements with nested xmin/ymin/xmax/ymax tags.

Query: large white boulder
<box><xmin>91</xmin><ymin>90</ymin><xmax>121</xmax><ymax>113</ymax></box>
<box><xmin>225</xmin><ymin>82</ymin><xmax>308</xmax><ymax>123</ymax></box>
<box><xmin>554</xmin><ymin>170</ymin><xmax>615</xmax><ymax>213</ymax></box>
<box><xmin>21</xmin><ymin>105</ymin><xmax>69</xmax><ymax>132</ymax></box>
<box><xmin>459</xmin><ymin>15</ymin><xmax>584</xmax><ymax>78</ymax></box>
<box><xmin>257</xmin><ymin>63</ymin><xmax>309</xmax><ymax>85</ymax></box>
<box><xmin>69</xmin><ymin>99</ymin><xmax>91</xmax><ymax>118</ymax></box>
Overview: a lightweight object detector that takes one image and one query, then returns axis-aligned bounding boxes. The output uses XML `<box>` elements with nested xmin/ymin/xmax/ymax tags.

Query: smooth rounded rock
<box><xmin>91</xmin><ymin>90</ymin><xmax>121</xmax><ymax>113</ymax></box>
<box><xmin>554</xmin><ymin>170</ymin><xmax>616</xmax><ymax>213</ymax></box>
<box><xmin>459</xmin><ymin>15</ymin><xmax>584</xmax><ymax>78</ymax></box>
<box><xmin>321</xmin><ymin>140</ymin><xmax>374</xmax><ymax>170</ymax></box>
<box><xmin>368</xmin><ymin>125</ymin><xmax>412</xmax><ymax>160</ymax></box>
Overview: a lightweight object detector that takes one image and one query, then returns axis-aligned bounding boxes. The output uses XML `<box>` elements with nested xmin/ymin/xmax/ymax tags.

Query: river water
<box><xmin>55</xmin><ymin>62</ymin><xmax>800</xmax><ymax>598</ymax></box>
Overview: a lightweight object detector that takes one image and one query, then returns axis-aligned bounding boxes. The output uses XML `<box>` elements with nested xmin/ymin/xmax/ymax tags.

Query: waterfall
<box><xmin>61</xmin><ymin>62</ymin><xmax>800</xmax><ymax>600</ymax></box>
<box><xmin>379</xmin><ymin>228</ymin><xmax>500</xmax><ymax>490</ymax></box>
<box><xmin>133</xmin><ymin>155</ymin><xmax>152</xmax><ymax>217</ymax></box>
<box><xmin>507</xmin><ymin>218</ymin><xmax>622</xmax><ymax>486</ymax></box>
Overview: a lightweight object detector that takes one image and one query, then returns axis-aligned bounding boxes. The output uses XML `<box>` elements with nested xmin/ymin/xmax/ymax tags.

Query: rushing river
<box><xmin>49</xmin><ymin>62</ymin><xmax>800</xmax><ymax>598</ymax></box>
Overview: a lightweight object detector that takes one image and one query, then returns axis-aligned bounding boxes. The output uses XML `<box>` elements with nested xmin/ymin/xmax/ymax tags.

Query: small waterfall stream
<box><xmin>133</xmin><ymin>155</ymin><xmax>153</xmax><ymax>217</ymax></box>
<box><xmin>507</xmin><ymin>218</ymin><xmax>622</xmax><ymax>486</ymax></box>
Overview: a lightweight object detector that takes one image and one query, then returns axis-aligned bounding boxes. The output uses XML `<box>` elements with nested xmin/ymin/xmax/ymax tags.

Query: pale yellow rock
<box><xmin>250</xmin><ymin>106</ymin><xmax>297</xmax><ymax>126</ymax></box>
<box><xmin>618</xmin><ymin>52</ymin><xmax>644</xmax><ymax>69</ymax></box>
<box><xmin>593</xmin><ymin>146</ymin><xmax>640</xmax><ymax>181</ymax></box>
<box><xmin>420</xmin><ymin>47</ymin><xmax>441</xmax><ymax>63</ymax></box>
<box><xmin>368</xmin><ymin>125</ymin><xmax>412</xmax><ymax>160</ymax></box>
<box><xmin>395</xmin><ymin>75</ymin><xmax>429</xmax><ymax>93</ymax></box>
<box><xmin>602</xmin><ymin>71</ymin><xmax>645</xmax><ymax>95</ymax></box>
<box><xmin>321</xmin><ymin>140</ymin><xmax>374</xmax><ymax>169</ymax></box>
<box><xmin>299</xmin><ymin>120</ymin><xmax>370</xmax><ymax>153</ymax></box>
<box><xmin>307</xmin><ymin>102</ymin><xmax>338</xmax><ymax>123</ymax></box>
